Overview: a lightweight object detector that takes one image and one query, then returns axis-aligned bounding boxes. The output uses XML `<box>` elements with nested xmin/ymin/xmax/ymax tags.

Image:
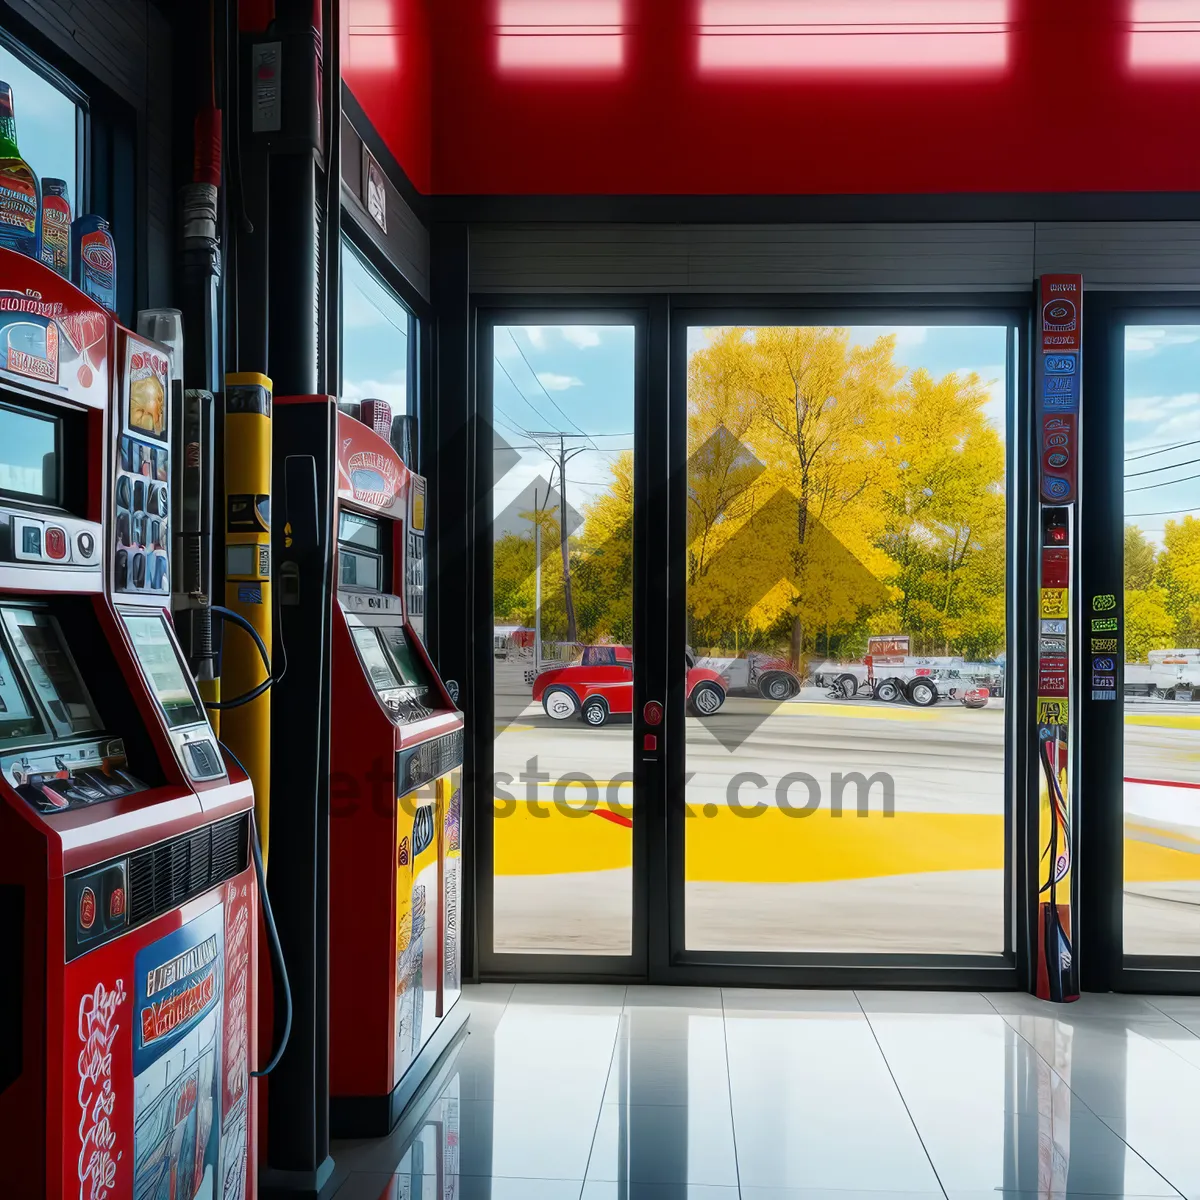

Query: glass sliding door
<box><xmin>680</xmin><ymin>321</ymin><xmax>1014</xmax><ymax>956</ymax></box>
<box><xmin>1122</xmin><ymin>322</ymin><xmax>1200</xmax><ymax>958</ymax></box>
<box><xmin>488</xmin><ymin>321</ymin><xmax>638</xmax><ymax>957</ymax></box>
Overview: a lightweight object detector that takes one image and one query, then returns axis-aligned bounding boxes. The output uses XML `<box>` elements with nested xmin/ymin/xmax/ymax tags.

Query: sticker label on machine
<box><xmin>114</xmin><ymin>337</ymin><xmax>171</xmax><ymax>595</ymax></box>
<box><xmin>133</xmin><ymin>906</ymin><xmax>225</xmax><ymax>1200</ymax></box>
<box><xmin>1041</xmin><ymin>276</ymin><xmax>1082</xmax><ymax>353</ymax></box>
<box><xmin>0</xmin><ymin>269</ymin><xmax>109</xmax><ymax>405</ymax></box>
<box><xmin>396</xmin><ymin>800</ymin><xmax>436</xmax><ymax>1086</ymax></box>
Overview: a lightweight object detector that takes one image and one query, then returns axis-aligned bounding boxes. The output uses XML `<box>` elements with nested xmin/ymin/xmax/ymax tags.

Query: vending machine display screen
<box><xmin>0</xmin><ymin>634</ymin><xmax>42</xmax><ymax>743</ymax></box>
<box><xmin>379</xmin><ymin>625</ymin><xmax>431</xmax><ymax>691</ymax></box>
<box><xmin>337</xmin><ymin>511</ymin><xmax>386</xmax><ymax>592</ymax></box>
<box><xmin>352</xmin><ymin>626</ymin><xmax>401</xmax><ymax>692</ymax></box>
<box><xmin>122</xmin><ymin>612</ymin><xmax>206</xmax><ymax>728</ymax></box>
<box><xmin>1</xmin><ymin>606</ymin><xmax>100</xmax><ymax>739</ymax></box>
<box><xmin>0</xmin><ymin>402</ymin><xmax>59</xmax><ymax>504</ymax></box>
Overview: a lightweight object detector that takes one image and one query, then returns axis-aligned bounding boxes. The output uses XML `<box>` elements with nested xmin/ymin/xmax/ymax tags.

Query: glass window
<box><xmin>1122</xmin><ymin>323</ymin><xmax>1200</xmax><ymax>957</ymax></box>
<box><xmin>122</xmin><ymin>613</ymin><xmax>205</xmax><ymax>729</ymax></box>
<box><xmin>684</xmin><ymin>323</ymin><xmax>1011</xmax><ymax>955</ymax></box>
<box><xmin>341</xmin><ymin>237</ymin><xmax>412</xmax><ymax>417</ymax></box>
<box><xmin>0</xmin><ymin>41</ymin><xmax>80</xmax><ymax>217</ymax></box>
<box><xmin>491</xmin><ymin>322</ymin><xmax>637</xmax><ymax>956</ymax></box>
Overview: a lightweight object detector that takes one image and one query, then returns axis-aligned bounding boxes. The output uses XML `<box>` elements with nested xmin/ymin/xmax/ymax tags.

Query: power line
<box><xmin>1126</xmin><ymin>455</ymin><xmax>1200</xmax><ymax>478</ymax></box>
<box><xmin>506</xmin><ymin>329</ymin><xmax>597</xmax><ymax>450</ymax></box>
<box><xmin>1126</xmin><ymin>437</ymin><xmax>1200</xmax><ymax>462</ymax></box>
<box><xmin>1127</xmin><ymin>470</ymin><xmax>1200</xmax><ymax>494</ymax></box>
<box><xmin>495</xmin><ymin>357</ymin><xmax>558</xmax><ymax>429</ymax></box>
<box><xmin>1127</xmin><ymin>506</ymin><xmax>1200</xmax><ymax>517</ymax></box>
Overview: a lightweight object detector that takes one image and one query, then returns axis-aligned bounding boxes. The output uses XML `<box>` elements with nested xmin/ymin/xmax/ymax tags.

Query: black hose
<box><xmin>219</xmin><ymin>738</ymin><xmax>292</xmax><ymax>1076</ymax></box>
<box><xmin>206</xmin><ymin>604</ymin><xmax>274</xmax><ymax>709</ymax></box>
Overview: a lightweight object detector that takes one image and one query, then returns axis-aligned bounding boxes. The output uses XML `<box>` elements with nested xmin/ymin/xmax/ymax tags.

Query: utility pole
<box><xmin>534</xmin><ymin>486</ymin><xmax>541</xmax><ymax>674</ymax></box>
<box><xmin>527</xmin><ymin>431</ymin><xmax>589</xmax><ymax>646</ymax></box>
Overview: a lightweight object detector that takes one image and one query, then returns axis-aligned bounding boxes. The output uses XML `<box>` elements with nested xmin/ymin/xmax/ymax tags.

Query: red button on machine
<box><xmin>643</xmin><ymin>734</ymin><xmax>657</xmax><ymax>752</ymax></box>
<box><xmin>79</xmin><ymin>887</ymin><xmax>96</xmax><ymax>931</ymax></box>
<box><xmin>44</xmin><ymin>526</ymin><xmax>67</xmax><ymax>560</ymax></box>
<box><xmin>109</xmin><ymin>886</ymin><xmax>126</xmax><ymax>920</ymax></box>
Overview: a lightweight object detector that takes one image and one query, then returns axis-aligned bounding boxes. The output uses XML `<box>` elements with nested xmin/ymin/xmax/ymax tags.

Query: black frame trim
<box><xmin>1080</xmin><ymin>292</ymin><xmax>1200</xmax><ymax>995</ymax></box>
<box><xmin>473</xmin><ymin>302</ymin><xmax>651</xmax><ymax>980</ymax></box>
<box><xmin>469</xmin><ymin>290</ymin><xmax>1031</xmax><ymax>988</ymax></box>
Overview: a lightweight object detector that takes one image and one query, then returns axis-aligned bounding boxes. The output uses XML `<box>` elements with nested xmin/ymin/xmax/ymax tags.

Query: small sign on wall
<box><xmin>363</xmin><ymin>146</ymin><xmax>387</xmax><ymax>234</ymax></box>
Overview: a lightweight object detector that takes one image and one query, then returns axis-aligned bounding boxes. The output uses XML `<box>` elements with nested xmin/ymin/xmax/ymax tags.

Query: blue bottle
<box><xmin>0</xmin><ymin>82</ymin><xmax>42</xmax><ymax>261</ymax></box>
<box><xmin>71</xmin><ymin>215</ymin><xmax>116</xmax><ymax>313</ymax></box>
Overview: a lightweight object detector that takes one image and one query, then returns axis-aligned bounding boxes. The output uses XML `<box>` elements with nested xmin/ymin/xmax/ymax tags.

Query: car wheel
<box><xmin>543</xmin><ymin>687</ymin><xmax>579</xmax><ymax>721</ymax></box>
<box><xmin>874</xmin><ymin>679</ymin><xmax>901</xmax><ymax>703</ymax></box>
<box><xmin>908</xmin><ymin>679</ymin><xmax>939</xmax><ymax>707</ymax></box>
<box><xmin>833</xmin><ymin>673</ymin><xmax>860</xmax><ymax>700</ymax></box>
<box><xmin>760</xmin><ymin>671</ymin><xmax>797</xmax><ymax>701</ymax></box>
<box><xmin>690</xmin><ymin>680</ymin><xmax>726</xmax><ymax>716</ymax></box>
<box><xmin>581</xmin><ymin>696</ymin><xmax>610</xmax><ymax>727</ymax></box>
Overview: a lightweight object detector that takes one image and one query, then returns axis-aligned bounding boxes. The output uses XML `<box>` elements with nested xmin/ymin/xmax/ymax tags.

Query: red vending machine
<box><xmin>273</xmin><ymin>395</ymin><xmax>465</xmax><ymax>1137</ymax></box>
<box><xmin>0</xmin><ymin>249</ymin><xmax>258</xmax><ymax>1199</ymax></box>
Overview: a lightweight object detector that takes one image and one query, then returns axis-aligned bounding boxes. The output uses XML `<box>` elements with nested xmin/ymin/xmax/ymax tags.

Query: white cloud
<box><xmin>536</xmin><ymin>371</ymin><xmax>583</xmax><ymax>392</ymax></box>
<box><xmin>1124</xmin><ymin>392</ymin><xmax>1200</xmax><ymax>428</ymax></box>
<box><xmin>342</xmin><ymin>371</ymin><xmax>408</xmax><ymax>412</ymax></box>
<box><xmin>850</xmin><ymin>325</ymin><xmax>929</xmax><ymax>349</ymax></box>
<box><xmin>1126</xmin><ymin>327</ymin><xmax>1200</xmax><ymax>354</ymax></box>
<box><xmin>520</xmin><ymin>325</ymin><xmax>603</xmax><ymax>351</ymax></box>
<box><xmin>561</xmin><ymin>326</ymin><xmax>603</xmax><ymax>349</ymax></box>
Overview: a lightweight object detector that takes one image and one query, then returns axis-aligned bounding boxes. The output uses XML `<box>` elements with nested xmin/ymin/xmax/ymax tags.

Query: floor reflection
<box><xmin>331</xmin><ymin>985</ymin><xmax>1199</xmax><ymax>1200</ymax></box>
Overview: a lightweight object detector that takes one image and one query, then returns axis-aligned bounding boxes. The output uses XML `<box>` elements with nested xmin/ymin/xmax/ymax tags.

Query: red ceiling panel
<box><xmin>345</xmin><ymin>0</ymin><xmax>1200</xmax><ymax>195</ymax></box>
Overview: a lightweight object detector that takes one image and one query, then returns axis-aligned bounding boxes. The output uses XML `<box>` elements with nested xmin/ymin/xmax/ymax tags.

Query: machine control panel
<box><xmin>121</xmin><ymin>609</ymin><xmax>226</xmax><ymax>783</ymax></box>
<box><xmin>1</xmin><ymin>509</ymin><xmax>102</xmax><ymax>568</ymax></box>
<box><xmin>342</xmin><ymin>600</ymin><xmax>446</xmax><ymax>726</ymax></box>
<box><xmin>1</xmin><ymin>738</ymin><xmax>142</xmax><ymax>812</ymax></box>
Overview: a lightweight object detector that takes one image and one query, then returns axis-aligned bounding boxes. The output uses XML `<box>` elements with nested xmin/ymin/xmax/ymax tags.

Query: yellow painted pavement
<box><xmin>493</xmin><ymin>798</ymin><xmax>1200</xmax><ymax>884</ymax></box>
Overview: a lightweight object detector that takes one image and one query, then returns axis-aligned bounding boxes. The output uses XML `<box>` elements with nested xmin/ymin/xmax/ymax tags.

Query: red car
<box><xmin>532</xmin><ymin>644</ymin><xmax>727</xmax><ymax>726</ymax></box>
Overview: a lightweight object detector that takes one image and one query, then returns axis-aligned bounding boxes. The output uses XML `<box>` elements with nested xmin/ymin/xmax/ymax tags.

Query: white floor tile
<box><xmin>917</xmin><ymin>1108</ymin><xmax>1178</xmax><ymax>1195</ymax></box>
<box><xmin>586</xmin><ymin>1103</ymin><xmax>739</xmax><ymax>1187</ymax></box>
<box><xmin>454</xmin><ymin>1097</ymin><xmax>603</xmax><ymax>1180</ymax></box>
<box><xmin>624</xmin><ymin>985</ymin><xmax>723</xmax><ymax>1009</ymax></box>
<box><xmin>858</xmin><ymin>989</ymin><xmax>997</xmax><ymax>1014</ymax></box>
<box><xmin>580</xmin><ymin>1185</ymin><xmax>737</xmax><ymax>1199</ymax></box>
<box><xmin>721</xmin><ymin>987</ymin><xmax>862</xmax><ymax>1015</ymax></box>
<box><xmin>603</xmin><ymin>1023</ymin><xmax>730</xmax><ymax>1106</ymax></box>
<box><xmin>332</xmin><ymin>986</ymin><xmax>1200</xmax><ymax>1199</ymax></box>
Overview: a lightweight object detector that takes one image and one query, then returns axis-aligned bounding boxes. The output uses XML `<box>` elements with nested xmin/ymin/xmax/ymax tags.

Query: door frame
<box><xmin>471</xmin><ymin>291</ymin><xmax>1034</xmax><ymax>988</ymax></box>
<box><xmin>658</xmin><ymin>295</ymin><xmax>1031</xmax><ymax>989</ymax></box>
<box><xmin>1080</xmin><ymin>293</ymin><xmax>1200</xmax><ymax>994</ymax></box>
<box><xmin>472</xmin><ymin>299</ymin><xmax>656</xmax><ymax>980</ymax></box>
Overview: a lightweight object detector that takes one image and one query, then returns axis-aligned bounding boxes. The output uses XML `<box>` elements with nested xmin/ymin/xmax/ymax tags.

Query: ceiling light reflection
<box><xmin>697</xmin><ymin>0</ymin><xmax>1011</xmax><ymax>75</ymax></box>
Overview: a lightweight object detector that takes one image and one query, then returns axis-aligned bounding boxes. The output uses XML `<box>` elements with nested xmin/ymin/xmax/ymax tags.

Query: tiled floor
<box><xmin>330</xmin><ymin>984</ymin><xmax>1200</xmax><ymax>1200</ymax></box>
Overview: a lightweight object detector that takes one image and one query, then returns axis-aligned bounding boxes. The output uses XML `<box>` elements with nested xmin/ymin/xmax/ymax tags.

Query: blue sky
<box><xmin>0</xmin><ymin>45</ymin><xmax>76</xmax><ymax>202</ymax></box>
<box><xmin>341</xmin><ymin>240</ymin><xmax>411</xmax><ymax>414</ymax></box>
<box><xmin>493</xmin><ymin>323</ymin><xmax>636</xmax><ymax>520</ymax></box>
<box><xmin>492</xmin><ymin>323</ymin><xmax>1009</xmax><ymax>526</ymax></box>
<box><xmin>1124</xmin><ymin>326</ymin><xmax>1200</xmax><ymax>548</ymax></box>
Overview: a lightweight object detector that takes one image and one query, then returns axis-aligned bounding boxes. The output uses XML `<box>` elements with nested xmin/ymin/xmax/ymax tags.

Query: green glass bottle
<box><xmin>0</xmin><ymin>82</ymin><xmax>41</xmax><ymax>261</ymax></box>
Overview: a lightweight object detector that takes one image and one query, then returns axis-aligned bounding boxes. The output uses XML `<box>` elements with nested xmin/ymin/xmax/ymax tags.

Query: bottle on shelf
<box><xmin>0</xmin><ymin>82</ymin><xmax>41</xmax><ymax>261</ymax></box>
<box><xmin>71</xmin><ymin>215</ymin><xmax>117</xmax><ymax>313</ymax></box>
<box><xmin>40</xmin><ymin>178</ymin><xmax>71</xmax><ymax>277</ymax></box>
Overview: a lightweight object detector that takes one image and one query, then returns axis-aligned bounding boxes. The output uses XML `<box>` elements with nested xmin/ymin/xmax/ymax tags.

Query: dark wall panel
<box><xmin>341</xmin><ymin>105</ymin><xmax>431</xmax><ymax>303</ymax></box>
<box><xmin>469</xmin><ymin>222</ymin><xmax>1200</xmax><ymax>294</ymax></box>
